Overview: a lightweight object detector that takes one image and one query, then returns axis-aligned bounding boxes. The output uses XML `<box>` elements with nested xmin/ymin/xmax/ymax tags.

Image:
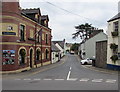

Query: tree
<box><xmin>72</xmin><ymin>23</ymin><xmax>103</xmax><ymax>42</ymax></box>
<box><xmin>70</xmin><ymin>43</ymin><xmax>79</xmax><ymax>54</ymax></box>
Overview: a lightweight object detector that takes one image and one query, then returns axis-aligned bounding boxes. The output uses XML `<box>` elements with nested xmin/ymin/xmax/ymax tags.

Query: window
<box><xmin>42</xmin><ymin>33</ymin><xmax>44</xmax><ymax>40</ymax></box>
<box><xmin>38</xmin><ymin>35</ymin><xmax>40</xmax><ymax>43</ymax></box>
<box><xmin>36</xmin><ymin>34</ymin><xmax>40</xmax><ymax>43</ymax></box>
<box><xmin>45</xmin><ymin>49</ymin><xmax>49</xmax><ymax>59</ymax></box>
<box><xmin>20</xmin><ymin>25</ymin><xmax>25</xmax><ymax>41</ymax></box>
<box><xmin>42</xmin><ymin>53</ymin><xmax>44</xmax><ymax>60</ymax></box>
<box><xmin>19</xmin><ymin>49</ymin><xmax>26</xmax><ymax>65</ymax></box>
<box><xmin>35</xmin><ymin>14</ymin><xmax>39</xmax><ymax>19</ymax></box>
<box><xmin>30</xmin><ymin>30</ymin><xmax>34</xmax><ymax>38</ymax></box>
<box><xmin>46</xmin><ymin>34</ymin><xmax>48</xmax><ymax>44</ymax></box>
<box><xmin>114</xmin><ymin>21</ymin><xmax>119</xmax><ymax>32</ymax></box>
<box><xmin>36</xmin><ymin>49</ymin><xmax>40</xmax><ymax>61</ymax></box>
<box><xmin>118</xmin><ymin>53</ymin><xmax>120</xmax><ymax>59</ymax></box>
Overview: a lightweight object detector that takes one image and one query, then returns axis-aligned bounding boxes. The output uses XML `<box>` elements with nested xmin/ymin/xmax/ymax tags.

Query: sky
<box><xmin>19</xmin><ymin>0</ymin><xmax>120</xmax><ymax>43</ymax></box>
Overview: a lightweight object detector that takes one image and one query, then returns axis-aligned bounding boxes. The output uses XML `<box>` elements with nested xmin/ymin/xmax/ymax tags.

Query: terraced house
<box><xmin>1</xmin><ymin>1</ymin><xmax>52</xmax><ymax>73</ymax></box>
<box><xmin>107</xmin><ymin>2</ymin><xmax>120</xmax><ymax>70</ymax></box>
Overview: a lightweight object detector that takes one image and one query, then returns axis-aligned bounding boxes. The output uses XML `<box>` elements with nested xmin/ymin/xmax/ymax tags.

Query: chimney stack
<box><xmin>2</xmin><ymin>0</ymin><xmax>20</xmax><ymax>14</ymax></box>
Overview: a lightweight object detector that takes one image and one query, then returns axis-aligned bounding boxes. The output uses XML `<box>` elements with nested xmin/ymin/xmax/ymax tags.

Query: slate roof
<box><xmin>22</xmin><ymin>8</ymin><xmax>41</xmax><ymax>15</ymax></box>
<box><xmin>52</xmin><ymin>41</ymin><xmax>65</xmax><ymax>49</ymax></box>
<box><xmin>52</xmin><ymin>42</ymin><xmax>60</xmax><ymax>52</ymax></box>
<box><xmin>108</xmin><ymin>12</ymin><xmax>120</xmax><ymax>22</ymax></box>
<box><xmin>41</xmin><ymin>15</ymin><xmax>49</xmax><ymax>21</ymax></box>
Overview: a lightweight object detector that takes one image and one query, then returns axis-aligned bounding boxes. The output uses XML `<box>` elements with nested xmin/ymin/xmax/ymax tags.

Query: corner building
<box><xmin>1</xmin><ymin>1</ymin><xmax>52</xmax><ymax>73</ymax></box>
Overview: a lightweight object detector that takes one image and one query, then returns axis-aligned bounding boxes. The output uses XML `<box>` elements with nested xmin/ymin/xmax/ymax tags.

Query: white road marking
<box><xmin>15</xmin><ymin>79</ymin><xmax>21</xmax><ymax>80</ymax></box>
<box><xmin>67</xmin><ymin>78</ymin><xmax>77</xmax><ymax>81</ymax></box>
<box><xmin>54</xmin><ymin>79</ymin><xmax>64</xmax><ymax>80</ymax></box>
<box><xmin>106</xmin><ymin>79</ymin><xmax>116</xmax><ymax>83</ymax></box>
<box><xmin>43</xmin><ymin>79</ymin><xmax>52</xmax><ymax>80</ymax></box>
<box><xmin>33</xmin><ymin>79</ymin><xmax>41</xmax><ymax>80</ymax></box>
<box><xmin>79</xmin><ymin>78</ymin><xmax>89</xmax><ymax>82</ymax></box>
<box><xmin>70</xmin><ymin>67</ymin><xmax>72</xmax><ymax>70</ymax></box>
<box><xmin>92</xmin><ymin>79</ymin><xmax>103</xmax><ymax>82</ymax></box>
<box><xmin>23</xmin><ymin>79</ymin><xmax>31</xmax><ymax>80</ymax></box>
<box><xmin>67</xmin><ymin>71</ymin><xmax>71</xmax><ymax>80</ymax></box>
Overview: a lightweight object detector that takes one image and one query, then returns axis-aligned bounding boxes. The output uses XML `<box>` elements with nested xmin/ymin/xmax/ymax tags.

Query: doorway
<box><xmin>30</xmin><ymin>49</ymin><xmax>33</xmax><ymax>68</ymax></box>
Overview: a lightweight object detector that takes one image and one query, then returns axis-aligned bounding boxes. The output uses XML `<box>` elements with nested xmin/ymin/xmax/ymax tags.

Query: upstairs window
<box><xmin>46</xmin><ymin>34</ymin><xmax>48</xmax><ymax>44</ymax></box>
<box><xmin>20</xmin><ymin>25</ymin><xmax>25</xmax><ymax>41</ymax></box>
<box><xmin>114</xmin><ymin>21</ymin><xmax>119</xmax><ymax>32</ymax></box>
<box><xmin>30</xmin><ymin>30</ymin><xmax>34</xmax><ymax>38</ymax></box>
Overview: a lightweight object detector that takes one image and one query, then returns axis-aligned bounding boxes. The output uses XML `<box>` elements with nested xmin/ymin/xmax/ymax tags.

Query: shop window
<box><xmin>19</xmin><ymin>49</ymin><xmax>26</xmax><ymax>65</ymax></box>
<box><xmin>36</xmin><ymin>49</ymin><xmax>40</xmax><ymax>61</ymax></box>
<box><xmin>20</xmin><ymin>25</ymin><xmax>25</xmax><ymax>41</ymax></box>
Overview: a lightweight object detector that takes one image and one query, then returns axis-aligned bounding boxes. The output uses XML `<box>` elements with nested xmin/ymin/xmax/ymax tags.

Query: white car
<box><xmin>80</xmin><ymin>58</ymin><xmax>92</xmax><ymax>65</ymax></box>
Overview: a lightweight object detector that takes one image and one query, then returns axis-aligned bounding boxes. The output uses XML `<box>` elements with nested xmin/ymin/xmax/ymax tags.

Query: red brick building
<box><xmin>0</xmin><ymin>1</ymin><xmax>52</xmax><ymax>73</ymax></box>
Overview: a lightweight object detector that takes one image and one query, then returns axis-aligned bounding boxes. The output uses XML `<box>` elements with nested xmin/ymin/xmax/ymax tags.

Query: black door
<box><xmin>30</xmin><ymin>49</ymin><xmax>33</xmax><ymax>68</ymax></box>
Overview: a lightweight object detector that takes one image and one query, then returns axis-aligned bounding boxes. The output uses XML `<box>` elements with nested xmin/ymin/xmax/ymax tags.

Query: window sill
<box><xmin>20</xmin><ymin>40</ymin><xmax>25</xmax><ymax>42</ymax></box>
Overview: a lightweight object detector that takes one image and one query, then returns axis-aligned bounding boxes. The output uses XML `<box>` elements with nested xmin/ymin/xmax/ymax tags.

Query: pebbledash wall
<box><xmin>0</xmin><ymin>1</ymin><xmax>52</xmax><ymax>73</ymax></box>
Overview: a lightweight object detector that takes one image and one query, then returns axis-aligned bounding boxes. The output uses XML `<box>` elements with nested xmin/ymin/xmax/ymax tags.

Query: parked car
<box><xmin>80</xmin><ymin>58</ymin><xmax>92</xmax><ymax>65</ymax></box>
<box><xmin>70</xmin><ymin>51</ymin><xmax>75</xmax><ymax>55</ymax></box>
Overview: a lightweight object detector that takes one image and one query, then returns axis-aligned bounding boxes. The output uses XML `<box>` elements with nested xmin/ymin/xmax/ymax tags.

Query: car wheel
<box><xmin>84</xmin><ymin>62</ymin><xmax>88</xmax><ymax>65</ymax></box>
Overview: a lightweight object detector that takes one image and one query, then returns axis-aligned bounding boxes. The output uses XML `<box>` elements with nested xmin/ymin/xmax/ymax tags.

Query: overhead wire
<box><xmin>42</xmin><ymin>0</ymin><xmax>107</xmax><ymax>27</ymax></box>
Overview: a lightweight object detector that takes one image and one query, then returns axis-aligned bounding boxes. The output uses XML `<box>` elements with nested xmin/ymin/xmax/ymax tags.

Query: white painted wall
<box><xmin>51</xmin><ymin>52</ymin><xmax>59</xmax><ymax>64</ymax></box>
<box><xmin>55</xmin><ymin>43</ymin><xmax>64</xmax><ymax>57</ymax></box>
<box><xmin>107</xmin><ymin>19</ymin><xmax>120</xmax><ymax>65</ymax></box>
<box><xmin>80</xmin><ymin>32</ymin><xmax>107</xmax><ymax>59</ymax></box>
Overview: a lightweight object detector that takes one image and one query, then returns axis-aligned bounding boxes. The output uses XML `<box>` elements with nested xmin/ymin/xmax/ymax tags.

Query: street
<box><xmin>2</xmin><ymin>54</ymin><xmax>119</xmax><ymax>90</ymax></box>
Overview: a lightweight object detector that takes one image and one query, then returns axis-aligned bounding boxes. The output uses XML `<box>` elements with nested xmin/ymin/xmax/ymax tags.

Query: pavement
<box><xmin>81</xmin><ymin>65</ymin><xmax>119</xmax><ymax>75</ymax></box>
<box><xmin>76</xmin><ymin>55</ymin><xmax>119</xmax><ymax>75</ymax></box>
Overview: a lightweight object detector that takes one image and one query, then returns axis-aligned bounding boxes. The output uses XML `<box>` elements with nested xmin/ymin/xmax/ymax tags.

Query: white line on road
<box><xmin>79</xmin><ymin>78</ymin><xmax>89</xmax><ymax>82</ymax></box>
<box><xmin>70</xmin><ymin>67</ymin><xmax>72</xmax><ymax>70</ymax></box>
<box><xmin>33</xmin><ymin>79</ymin><xmax>41</xmax><ymax>80</ymax></box>
<box><xmin>23</xmin><ymin>79</ymin><xmax>31</xmax><ymax>81</ymax></box>
<box><xmin>43</xmin><ymin>79</ymin><xmax>52</xmax><ymax>80</ymax></box>
<box><xmin>67</xmin><ymin>71</ymin><xmax>71</xmax><ymax>80</ymax></box>
<box><xmin>106</xmin><ymin>79</ymin><xmax>116</xmax><ymax>83</ymax></box>
<box><xmin>92</xmin><ymin>79</ymin><xmax>103</xmax><ymax>83</ymax></box>
<box><xmin>54</xmin><ymin>79</ymin><xmax>64</xmax><ymax>81</ymax></box>
<box><xmin>67</xmin><ymin>78</ymin><xmax>77</xmax><ymax>81</ymax></box>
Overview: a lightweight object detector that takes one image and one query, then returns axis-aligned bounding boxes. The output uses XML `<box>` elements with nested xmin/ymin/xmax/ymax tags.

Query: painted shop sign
<box><xmin>2</xmin><ymin>32</ymin><xmax>16</xmax><ymax>35</ymax></box>
<box><xmin>2</xmin><ymin>50</ymin><xmax>15</xmax><ymax>65</ymax></box>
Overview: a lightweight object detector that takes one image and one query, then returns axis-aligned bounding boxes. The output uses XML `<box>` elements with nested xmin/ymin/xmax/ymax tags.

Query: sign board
<box><xmin>2</xmin><ymin>50</ymin><xmax>15</xmax><ymax>65</ymax></box>
<box><xmin>2</xmin><ymin>32</ymin><xmax>16</xmax><ymax>35</ymax></box>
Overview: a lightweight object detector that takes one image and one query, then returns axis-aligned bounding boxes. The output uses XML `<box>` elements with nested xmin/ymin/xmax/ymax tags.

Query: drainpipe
<box><xmin>40</xmin><ymin>28</ymin><xmax>43</xmax><ymax>66</ymax></box>
<box><xmin>35</xmin><ymin>24</ymin><xmax>37</xmax><ymax>68</ymax></box>
<box><xmin>50</xmin><ymin>35</ymin><xmax>52</xmax><ymax>64</ymax></box>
